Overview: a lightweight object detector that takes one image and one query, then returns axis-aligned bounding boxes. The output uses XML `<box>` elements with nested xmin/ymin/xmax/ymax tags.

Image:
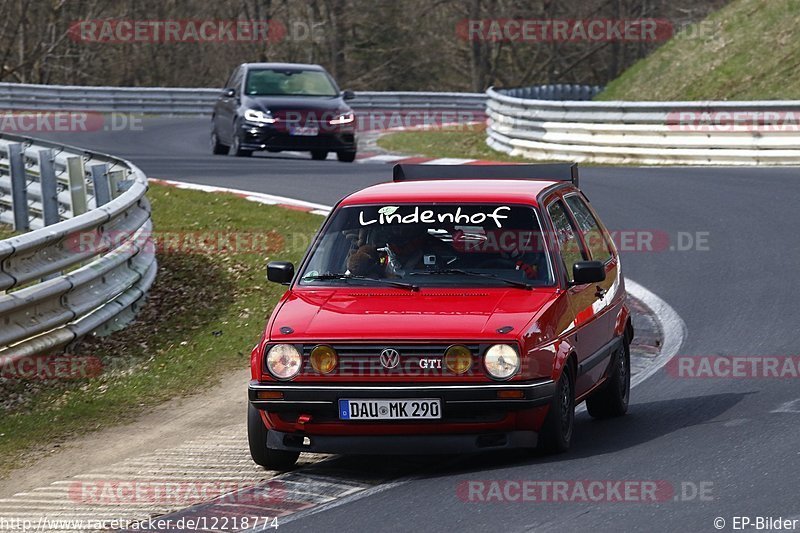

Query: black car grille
<box><xmin>301</xmin><ymin>343</ymin><xmax>483</xmax><ymax>377</ymax></box>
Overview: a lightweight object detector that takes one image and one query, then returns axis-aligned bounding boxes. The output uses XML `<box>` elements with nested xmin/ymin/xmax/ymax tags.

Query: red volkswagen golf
<box><xmin>249</xmin><ymin>164</ymin><xmax>633</xmax><ymax>470</ymax></box>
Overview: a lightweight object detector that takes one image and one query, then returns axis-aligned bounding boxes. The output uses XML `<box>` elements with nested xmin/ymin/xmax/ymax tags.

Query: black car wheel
<box><xmin>537</xmin><ymin>366</ymin><xmax>575</xmax><ymax>454</ymax></box>
<box><xmin>210</xmin><ymin>129</ymin><xmax>229</xmax><ymax>155</ymax></box>
<box><xmin>311</xmin><ymin>150</ymin><xmax>328</xmax><ymax>160</ymax></box>
<box><xmin>231</xmin><ymin>123</ymin><xmax>253</xmax><ymax>157</ymax></box>
<box><xmin>586</xmin><ymin>339</ymin><xmax>631</xmax><ymax>419</ymax></box>
<box><xmin>337</xmin><ymin>150</ymin><xmax>357</xmax><ymax>163</ymax></box>
<box><xmin>247</xmin><ymin>404</ymin><xmax>300</xmax><ymax>471</ymax></box>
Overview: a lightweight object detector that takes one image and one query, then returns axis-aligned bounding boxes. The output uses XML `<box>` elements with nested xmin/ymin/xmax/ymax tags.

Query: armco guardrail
<box><xmin>0</xmin><ymin>82</ymin><xmax>486</xmax><ymax>115</ymax></box>
<box><xmin>496</xmin><ymin>84</ymin><xmax>603</xmax><ymax>101</ymax></box>
<box><xmin>0</xmin><ymin>134</ymin><xmax>155</xmax><ymax>359</ymax></box>
<box><xmin>486</xmin><ymin>87</ymin><xmax>800</xmax><ymax>165</ymax></box>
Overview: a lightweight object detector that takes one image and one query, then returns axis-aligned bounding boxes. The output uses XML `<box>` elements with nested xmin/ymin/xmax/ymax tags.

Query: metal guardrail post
<box><xmin>38</xmin><ymin>148</ymin><xmax>59</xmax><ymax>226</ymax></box>
<box><xmin>90</xmin><ymin>163</ymin><xmax>111</xmax><ymax>206</ymax></box>
<box><xmin>108</xmin><ymin>169</ymin><xmax>125</xmax><ymax>199</ymax></box>
<box><xmin>8</xmin><ymin>142</ymin><xmax>29</xmax><ymax>231</ymax></box>
<box><xmin>66</xmin><ymin>156</ymin><xmax>88</xmax><ymax>216</ymax></box>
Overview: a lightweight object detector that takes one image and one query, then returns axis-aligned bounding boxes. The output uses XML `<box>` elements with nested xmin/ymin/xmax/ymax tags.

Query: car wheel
<box><xmin>210</xmin><ymin>130</ymin><xmax>229</xmax><ymax>155</ymax></box>
<box><xmin>586</xmin><ymin>339</ymin><xmax>630</xmax><ymax>419</ymax></box>
<box><xmin>247</xmin><ymin>404</ymin><xmax>300</xmax><ymax>471</ymax></box>
<box><xmin>537</xmin><ymin>367</ymin><xmax>574</xmax><ymax>454</ymax></box>
<box><xmin>337</xmin><ymin>150</ymin><xmax>356</xmax><ymax>163</ymax></box>
<box><xmin>311</xmin><ymin>150</ymin><xmax>328</xmax><ymax>160</ymax></box>
<box><xmin>231</xmin><ymin>125</ymin><xmax>253</xmax><ymax>157</ymax></box>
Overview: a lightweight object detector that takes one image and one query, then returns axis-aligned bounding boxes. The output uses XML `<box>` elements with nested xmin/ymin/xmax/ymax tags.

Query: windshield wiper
<box><xmin>302</xmin><ymin>274</ymin><xmax>419</xmax><ymax>291</ymax></box>
<box><xmin>409</xmin><ymin>269</ymin><xmax>533</xmax><ymax>290</ymax></box>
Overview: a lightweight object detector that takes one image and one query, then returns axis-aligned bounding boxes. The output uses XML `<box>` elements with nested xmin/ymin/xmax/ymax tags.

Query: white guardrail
<box><xmin>486</xmin><ymin>87</ymin><xmax>800</xmax><ymax>165</ymax></box>
<box><xmin>0</xmin><ymin>134</ymin><xmax>155</xmax><ymax>360</ymax></box>
<box><xmin>0</xmin><ymin>82</ymin><xmax>487</xmax><ymax>114</ymax></box>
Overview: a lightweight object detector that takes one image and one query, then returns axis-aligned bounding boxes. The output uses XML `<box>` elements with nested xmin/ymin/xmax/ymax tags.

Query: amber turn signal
<box><xmin>256</xmin><ymin>391</ymin><xmax>283</xmax><ymax>400</ymax></box>
<box><xmin>497</xmin><ymin>390</ymin><xmax>524</xmax><ymax>399</ymax></box>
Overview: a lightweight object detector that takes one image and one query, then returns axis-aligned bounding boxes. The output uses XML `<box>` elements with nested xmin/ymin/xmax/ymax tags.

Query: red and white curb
<box><xmin>148</xmin><ymin>179</ymin><xmax>332</xmax><ymax>216</ymax></box>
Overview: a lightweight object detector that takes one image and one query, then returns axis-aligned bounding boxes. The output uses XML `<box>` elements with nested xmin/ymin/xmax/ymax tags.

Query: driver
<box><xmin>347</xmin><ymin>225</ymin><xmax>449</xmax><ymax>278</ymax></box>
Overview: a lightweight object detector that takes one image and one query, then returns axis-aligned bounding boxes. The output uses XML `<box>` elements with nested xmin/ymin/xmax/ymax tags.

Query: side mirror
<box><xmin>267</xmin><ymin>261</ymin><xmax>295</xmax><ymax>285</ymax></box>
<box><xmin>223</xmin><ymin>88</ymin><xmax>236</xmax><ymax>98</ymax></box>
<box><xmin>571</xmin><ymin>261</ymin><xmax>606</xmax><ymax>285</ymax></box>
<box><xmin>342</xmin><ymin>89</ymin><xmax>355</xmax><ymax>100</ymax></box>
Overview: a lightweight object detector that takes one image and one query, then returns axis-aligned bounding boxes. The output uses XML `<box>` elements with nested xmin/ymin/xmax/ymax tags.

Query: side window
<box><xmin>547</xmin><ymin>200</ymin><xmax>587</xmax><ymax>283</ymax></box>
<box><xmin>565</xmin><ymin>195</ymin><xmax>612</xmax><ymax>263</ymax></box>
<box><xmin>224</xmin><ymin>67</ymin><xmax>238</xmax><ymax>88</ymax></box>
<box><xmin>227</xmin><ymin>67</ymin><xmax>243</xmax><ymax>90</ymax></box>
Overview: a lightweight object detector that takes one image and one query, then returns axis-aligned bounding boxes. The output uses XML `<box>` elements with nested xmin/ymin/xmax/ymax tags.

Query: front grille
<box><xmin>302</xmin><ymin>343</ymin><xmax>483</xmax><ymax>377</ymax></box>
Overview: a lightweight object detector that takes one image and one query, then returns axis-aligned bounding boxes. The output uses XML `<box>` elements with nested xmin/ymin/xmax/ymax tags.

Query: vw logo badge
<box><xmin>379</xmin><ymin>348</ymin><xmax>400</xmax><ymax>369</ymax></box>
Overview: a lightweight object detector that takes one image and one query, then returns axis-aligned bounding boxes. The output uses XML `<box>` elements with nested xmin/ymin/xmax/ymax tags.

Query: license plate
<box><xmin>289</xmin><ymin>126</ymin><xmax>319</xmax><ymax>136</ymax></box>
<box><xmin>338</xmin><ymin>399</ymin><xmax>441</xmax><ymax>420</ymax></box>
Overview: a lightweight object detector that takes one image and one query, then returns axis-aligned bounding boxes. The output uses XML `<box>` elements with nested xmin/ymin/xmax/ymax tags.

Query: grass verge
<box><xmin>0</xmin><ymin>184</ymin><xmax>322</xmax><ymax>476</ymax></box>
<box><xmin>376</xmin><ymin>124</ymin><xmax>534</xmax><ymax>163</ymax></box>
<box><xmin>597</xmin><ymin>0</ymin><xmax>800</xmax><ymax>100</ymax></box>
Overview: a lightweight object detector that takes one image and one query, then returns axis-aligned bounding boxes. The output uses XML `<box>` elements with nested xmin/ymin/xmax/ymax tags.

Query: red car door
<box><xmin>546</xmin><ymin>197</ymin><xmax>609</xmax><ymax>397</ymax></box>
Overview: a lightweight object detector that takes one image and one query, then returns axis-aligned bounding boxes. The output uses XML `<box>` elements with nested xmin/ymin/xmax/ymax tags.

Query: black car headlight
<box><xmin>244</xmin><ymin>108</ymin><xmax>276</xmax><ymax>124</ymax></box>
<box><xmin>329</xmin><ymin>111</ymin><xmax>355</xmax><ymax>125</ymax></box>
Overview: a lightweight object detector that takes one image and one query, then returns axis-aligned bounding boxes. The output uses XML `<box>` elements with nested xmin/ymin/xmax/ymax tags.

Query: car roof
<box><xmin>241</xmin><ymin>62</ymin><xmax>325</xmax><ymax>71</ymax></box>
<box><xmin>339</xmin><ymin>179</ymin><xmax>568</xmax><ymax>208</ymax></box>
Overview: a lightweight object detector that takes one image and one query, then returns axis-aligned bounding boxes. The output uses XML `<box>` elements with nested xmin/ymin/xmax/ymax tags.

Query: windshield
<box><xmin>245</xmin><ymin>69</ymin><xmax>338</xmax><ymax>97</ymax></box>
<box><xmin>299</xmin><ymin>204</ymin><xmax>554</xmax><ymax>288</ymax></box>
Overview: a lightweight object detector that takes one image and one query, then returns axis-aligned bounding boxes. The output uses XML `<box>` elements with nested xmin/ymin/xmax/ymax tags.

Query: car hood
<box><xmin>243</xmin><ymin>95</ymin><xmax>346</xmax><ymax>113</ymax></box>
<box><xmin>269</xmin><ymin>288</ymin><xmax>560</xmax><ymax>341</ymax></box>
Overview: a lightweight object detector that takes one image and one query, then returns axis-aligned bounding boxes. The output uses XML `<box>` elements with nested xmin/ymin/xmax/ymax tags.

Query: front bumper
<box><xmin>249</xmin><ymin>379</ymin><xmax>556</xmax><ymax>413</ymax></box>
<box><xmin>239</xmin><ymin>122</ymin><xmax>356</xmax><ymax>152</ymax></box>
<box><xmin>249</xmin><ymin>380</ymin><xmax>555</xmax><ymax>453</ymax></box>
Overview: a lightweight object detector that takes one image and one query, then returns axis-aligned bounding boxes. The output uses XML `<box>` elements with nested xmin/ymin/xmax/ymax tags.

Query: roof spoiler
<box><xmin>392</xmin><ymin>163</ymin><xmax>579</xmax><ymax>187</ymax></box>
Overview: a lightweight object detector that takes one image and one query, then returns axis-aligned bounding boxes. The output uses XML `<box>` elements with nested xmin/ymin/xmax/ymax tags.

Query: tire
<box><xmin>586</xmin><ymin>339</ymin><xmax>631</xmax><ymax>419</ymax></box>
<box><xmin>537</xmin><ymin>366</ymin><xmax>575</xmax><ymax>454</ymax></box>
<box><xmin>337</xmin><ymin>150</ymin><xmax>356</xmax><ymax>163</ymax></box>
<box><xmin>247</xmin><ymin>404</ymin><xmax>300</xmax><ymax>471</ymax></box>
<box><xmin>310</xmin><ymin>150</ymin><xmax>328</xmax><ymax>160</ymax></box>
<box><xmin>210</xmin><ymin>129</ymin><xmax>229</xmax><ymax>155</ymax></box>
<box><xmin>231</xmin><ymin>124</ymin><xmax>253</xmax><ymax>157</ymax></box>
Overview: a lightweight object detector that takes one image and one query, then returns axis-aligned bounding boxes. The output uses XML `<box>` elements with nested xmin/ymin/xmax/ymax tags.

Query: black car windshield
<box><xmin>299</xmin><ymin>204</ymin><xmax>554</xmax><ymax>288</ymax></box>
<box><xmin>245</xmin><ymin>69</ymin><xmax>338</xmax><ymax>97</ymax></box>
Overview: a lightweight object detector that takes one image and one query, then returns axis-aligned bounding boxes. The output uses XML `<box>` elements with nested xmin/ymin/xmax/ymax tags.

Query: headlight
<box><xmin>266</xmin><ymin>344</ymin><xmax>302</xmax><ymax>380</ymax></box>
<box><xmin>445</xmin><ymin>345</ymin><xmax>473</xmax><ymax>375</ymax></box>
<box><xmin>310</xmin><ymin>345</ymin><xmax>338</xmax><ymax>374</ymax></box>
<box><xmin>484</xmin><ymin>344</ymin><xmax>520</xmax><ymax>380</ymax></box>
<box><xmin>329</xmin><ymin>111</ymin><xmax>354</xmax><ymax>125</ymax></box>
<box><xmin>244</xmin><ymin>108</ymin><xmax>276</xmax><ymax>124</ymax></box>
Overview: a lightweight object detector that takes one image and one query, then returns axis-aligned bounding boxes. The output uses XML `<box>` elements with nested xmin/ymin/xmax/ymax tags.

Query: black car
<box><xmin>211</xmin><ymin>63</ymin><xmax>357</xmax><ymax>162</ymax></box>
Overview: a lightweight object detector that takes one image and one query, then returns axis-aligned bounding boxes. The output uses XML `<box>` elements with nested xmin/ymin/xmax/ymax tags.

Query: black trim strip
<box><xmin>578</xmin><ymin>336</ymin><xmax>622</xmax><ymax>376</ymax></box>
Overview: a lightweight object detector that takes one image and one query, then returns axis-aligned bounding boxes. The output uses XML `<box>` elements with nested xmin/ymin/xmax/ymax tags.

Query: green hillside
<box><xmin>598</xmin><ymin>0</ymin><xmax>800</xmax><ymax>101</ymax></box>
